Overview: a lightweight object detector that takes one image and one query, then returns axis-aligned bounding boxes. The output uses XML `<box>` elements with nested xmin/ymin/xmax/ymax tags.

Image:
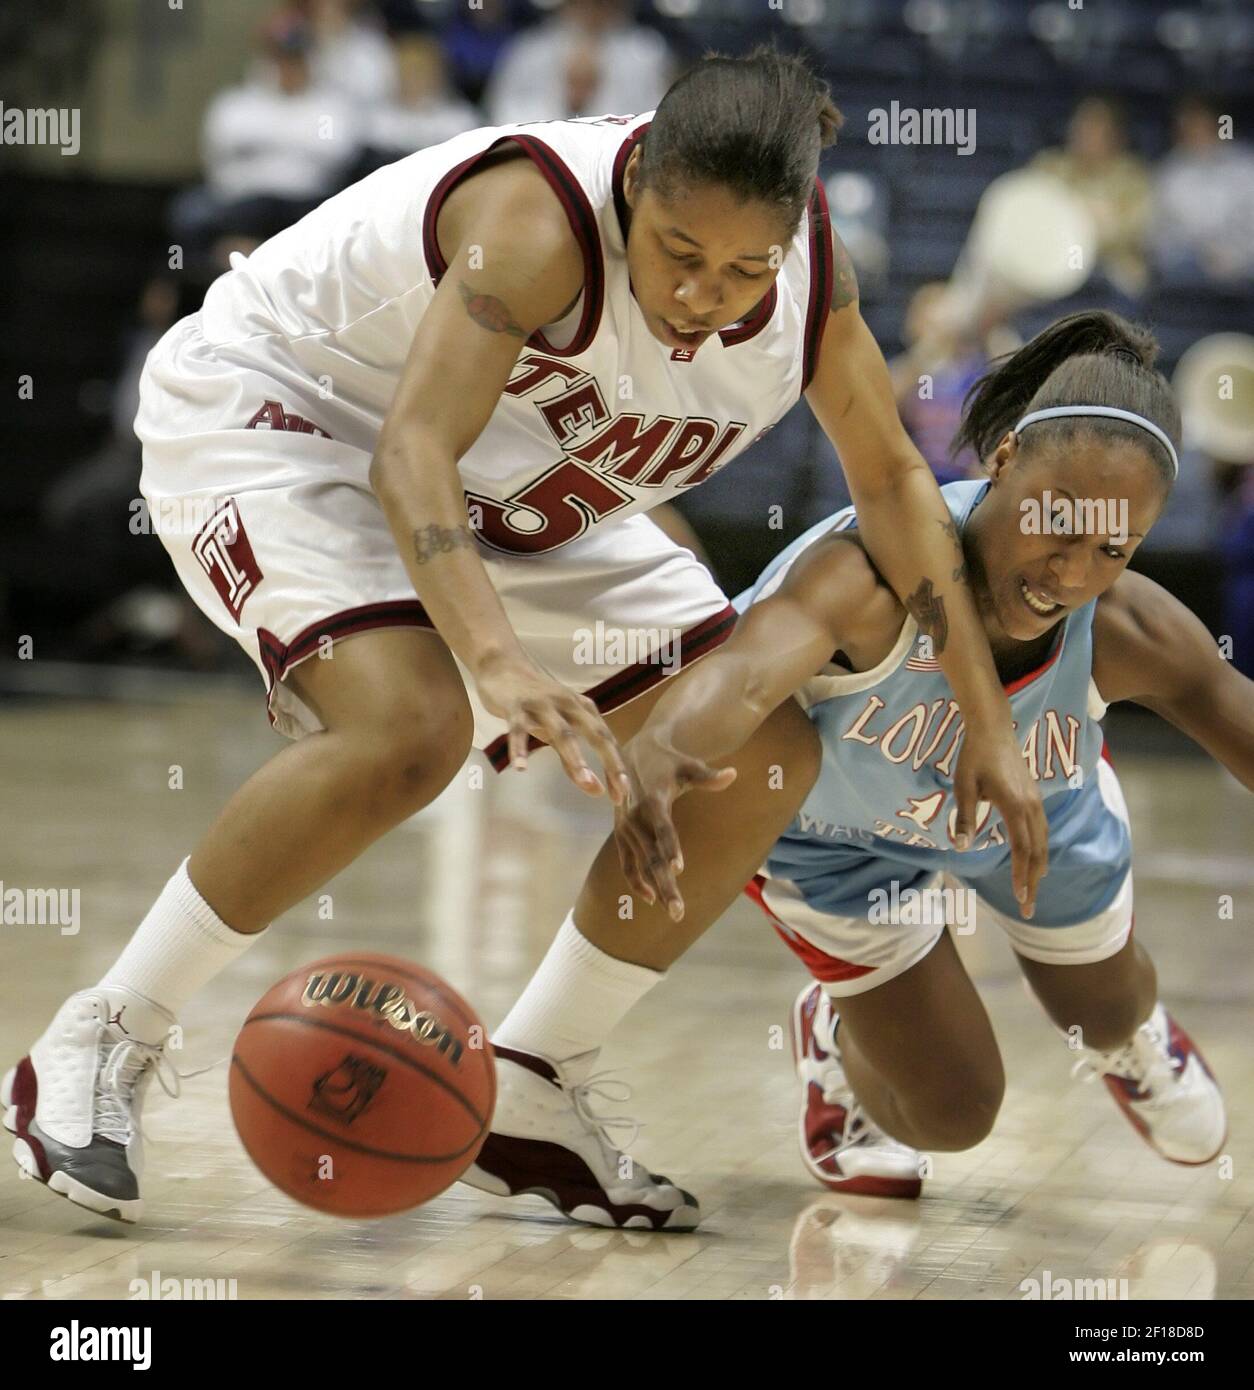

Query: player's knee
<box><xmin>909</xmin><ymin>1065</ymin><xmax>1005</xmax><ymax>1151</ymax></box>
<box><xmin>349</xmin><ymin>703</ymin><xmax>473</xmax><ymax>813</ymax></box>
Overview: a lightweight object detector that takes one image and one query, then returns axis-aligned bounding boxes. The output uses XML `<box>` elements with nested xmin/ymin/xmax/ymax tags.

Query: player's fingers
<box><xmin>613</xmin><ymin>822</ymin><xmax>655</xmax><ymax>906</ymax></box>
<box><xmin>621</xmin><ymin>791</ymin><xmax>681</xmax><ymax>885</ymax></box>
<box><xmin>1026</xmin><ymin>797</ymin><xmax>1050</xmax><ymax>907</ymax></box>
<box><xmin>643</xmin><ymin>848</ymin><xmax>684</xmax><ymax>921</ymax></box>
<box><xmin>533</xmin><ymin>706</ymin><xmax>603</xmax><ymax>796</ymax></box>
<box><xmin>952</xmin><ymin>769</ymin><xmax>976</xmax><ymax>850</ymax></box>
<box><xmin>644</xmin><ymin>792</ymin><xmax>684</xmax><ymax>876</ymax></box>
<box><xmin>1005</xmin><ymin>806</ymin><xmax>1038</xmax><ymax>919</ymax></box>
<box><xmin>685</xmin><ymin>764</ymin><xmax>737</xmax><ymax>796</ymax></box>
<box><xmin>571</xmin><ymin>698</ymin><xmax>633</xmax><ymax>806</ymax></box>
<box><xmin>507</xmin><ymin>716</ymin><xmax>530</xmax><ymax>772</ymax></box>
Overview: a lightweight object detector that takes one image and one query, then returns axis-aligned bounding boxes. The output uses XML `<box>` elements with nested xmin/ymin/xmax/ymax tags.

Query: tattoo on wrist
<box><xmin>458</xmin><ymin>280</ymin><xmax>528</xmax><ymax>338</ymax></box>
<box><xmin>938</xmin><ymin>518</ymin><xmax>969</xmax><ymax>583</ymax></box>
<box><xmin>906</xmin><ymin>577</ymin><xmax>949</xmax><ymax>654</ymax></box>
<box><xmin>412</xmin><ymin>523</ymin><xmax>475</xmax><ymax>565</ymax></box>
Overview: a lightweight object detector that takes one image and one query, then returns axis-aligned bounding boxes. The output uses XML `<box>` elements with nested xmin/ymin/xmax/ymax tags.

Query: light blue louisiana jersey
<box><xmin>734</xmin><ymin>480</ymin><xmax>1131</xmax><ymax>927</ymax></box>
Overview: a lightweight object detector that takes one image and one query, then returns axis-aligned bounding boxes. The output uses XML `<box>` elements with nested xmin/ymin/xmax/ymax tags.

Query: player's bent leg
<box><xmin>4</xmin><ymin>628</ymin><xmax>474</xmax><ymax>1221</ymax></box>
<box><xmin>752</xmin><ymin>871</ymin><xmax>1005</xmax><ymax>1180</ymax></box>
<box><xmin>463</xmin><ymin>695</ymin><xmax>822</xmax><ymax>1229</ymax></box>
<box><xmin>788</xmin><ymin>982</ymin><xmax>924</xmax><ymax>1198</ymax></box>
<box><xmin>193</xmin><ymin>627</ymin><xmax>474</xmax><ymax>930</ymax></box>
<box><xmin>818</xmin><ymin>930</ymin><xmax>1005</xmax><ymax>1157</ymax></box>
<box><xmin>977</xmin><ymin>844</ymin><xmax>1227</xmax><ymax>1168</ymax></box>
<box><xmin>1018</xmin><ymin>934</ymin><xmax>1157</xmax><ymax>1053</ymax></box>
<box><xmin>1016</xmin><ymin>940</ymin><xmax>1226</xmax><ymax>1166</ymax></box>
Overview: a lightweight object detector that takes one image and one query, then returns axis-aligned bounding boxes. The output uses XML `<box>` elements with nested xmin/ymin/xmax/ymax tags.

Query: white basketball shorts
<box><xmin>134</xmin><ymin>316</ymin><xmax>735</xmax><ymax>764</ymax></box>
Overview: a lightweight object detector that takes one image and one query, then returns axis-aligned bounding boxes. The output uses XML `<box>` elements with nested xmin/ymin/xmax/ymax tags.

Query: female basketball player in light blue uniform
<box><xmin>615</xmin><ymin>310</ymin><xmax>1252</xmax><ymax>1195</ymax></box>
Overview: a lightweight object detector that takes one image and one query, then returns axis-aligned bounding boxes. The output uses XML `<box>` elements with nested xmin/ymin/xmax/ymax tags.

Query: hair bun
<box><xmin>1106</xmin><ymin>344</ymin><xmax>1143</xmax><ymax>366</ymax></box>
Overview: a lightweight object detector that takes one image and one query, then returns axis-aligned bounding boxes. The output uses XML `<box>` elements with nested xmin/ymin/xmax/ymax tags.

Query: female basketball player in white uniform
<box><xmin>608</xmin><ymin>311</ymin><xmax>1249</xmax><ymax>1198</ymax></box>
<box><xmin>3</xmin><ymin>48</ymin><xmax>1048</xmax><ymax>1227</ymax></box>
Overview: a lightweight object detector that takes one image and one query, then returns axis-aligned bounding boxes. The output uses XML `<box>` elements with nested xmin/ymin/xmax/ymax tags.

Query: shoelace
<box><xmin>94</xmin><ymin>1040</ymin><xmax>220</xmax><ymax>1145</ymax></box>
<box><xmin>1071</xmin><ymin>1019</ymin><xmax>1181</xmax><ymax>1110</ymax></box>
<box><xmin>814</xmin><ymin>1085</ymin><xmax>916</xmax><ymax>1164</ymax></box>
<box><xmin>568</xmin><ymin>1070</ymin><xmax>642</xmax><ymax>1155</ymax></box>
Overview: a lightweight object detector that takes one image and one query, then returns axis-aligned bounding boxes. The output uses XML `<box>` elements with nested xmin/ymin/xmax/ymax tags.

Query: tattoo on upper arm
<box><xmin>830</xmin><ymin>229</ymin><xmax>858</xmax><ymax>311</ymax></box>
<box><xmin>458</xmin><ymin>279</ymin><xmax>528</xmax><ymax>338</ymax></box>
<box><xmin>905</xmin><ymin>578</ymin><xmax>949</xmax><ymax>654</ymax></box>
<box><xmin>938</xmin><ymin>518</ymin><xmax>969</xmax><ymax>583</ymax></box>
<box><xmin>413</xmin><ymin>523</ymin><xmax>476</xmax><ymax>565</ymax></box>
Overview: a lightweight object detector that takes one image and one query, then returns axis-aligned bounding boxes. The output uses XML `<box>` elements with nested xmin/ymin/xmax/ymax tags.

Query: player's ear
<box><xmin>622</xmin><ymin>145</ymin><xmax>642</xmax><ymax>206</ymax></box>
<box><xmin>986</xmin><ymin>430</ymin><xmax>1018</xmax><ymax>484</ymax></box>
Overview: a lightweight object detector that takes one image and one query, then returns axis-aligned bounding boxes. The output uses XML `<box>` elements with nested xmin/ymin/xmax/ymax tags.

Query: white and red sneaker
<box><xmin>3</xmin><ymin>986</ymin><xmax>180</xmax><ymax>1222</ymax></box>
<box><xmin>1071</xmin><ymin>1002</ymin><xmax>1226</xmax><ymax>1165</ymax></box>
<box><xmin>790</xmin><ymin>983</ymin><xmax>923</xmax><ymax>1198</ymax></box>
<box><xmin>460</xmin><ymin>1046</ymin><xmax>699</xmax><ymax>1230</ymax></box>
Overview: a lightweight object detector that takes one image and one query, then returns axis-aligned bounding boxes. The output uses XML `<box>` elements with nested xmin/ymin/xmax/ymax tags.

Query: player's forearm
<box><xmin>640</xmin><ymin>645</ymin><xmax>802</xmax><ymax>765</ymax></box>
<box><xmin>371</xmin><ymin>430</ymin><xmax>526</xmax><ymax>675</ymax></box>
<box><xmin>640</xmin><ymin>573</ymin><xmax>850</xmax><ymax>763</ymax></box>
<box><xmin>851</xmin><ymin>457</ymin><xmax>1012</xmax><ymax>733</ymax></box>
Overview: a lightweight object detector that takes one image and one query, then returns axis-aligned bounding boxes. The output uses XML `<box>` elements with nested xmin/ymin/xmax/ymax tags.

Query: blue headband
<box><xmin>1013</xmin><ymin>405</ymin><xmax>1179</xmax><ymax>479</ymax></box>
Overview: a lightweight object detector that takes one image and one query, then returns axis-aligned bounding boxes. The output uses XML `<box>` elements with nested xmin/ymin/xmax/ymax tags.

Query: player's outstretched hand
<box><xmin>952</xmin><ymin>721</ymin><xmax>1049</xmax><ymax>918</ymax></box>
<box><xmin>612</xmin><ymin>730</ymin><xmax>737</xmax><ymax>922</ymax></box>
<box><xmin>475</xmin><ymin>656</ymin><xmax>632</xmax><ymax>803</ymax></box>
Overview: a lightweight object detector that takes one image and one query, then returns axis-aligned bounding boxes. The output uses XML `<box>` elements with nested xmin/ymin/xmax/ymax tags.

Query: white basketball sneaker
<box><xmin>461</xmin><ymin>1046</ymin><xmax>699</xmax><ymax>1230</ymax></box>
<box><xmin>1071</xmin><ymin>1001</ymin><xmax>1226</xmax><ymax>1165</ymax></box>
<box><xmin>3</xmin><ymin>986</ymin><xmax>180</xmax><ymax>1222</ymax></box>
<box><xmin>790</xmin><ymin>983</ymin><xmax>923</xmax><ymax>1198</ymax></box>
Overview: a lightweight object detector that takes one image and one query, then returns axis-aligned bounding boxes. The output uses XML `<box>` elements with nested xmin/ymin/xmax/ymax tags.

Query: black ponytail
<box><xmin>952</xmin><ymin>310</ymin><xmax>1181</xmax><ymax>486</ymax></box>
<box><xmin>637</xmin><ymin>42</ymin><xmax>842</xmax><ymax>237</ymax></box>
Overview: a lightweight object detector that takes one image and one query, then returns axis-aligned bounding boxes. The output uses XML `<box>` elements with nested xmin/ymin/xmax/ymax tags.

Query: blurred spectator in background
<box><xmin>1030</xmin><ymin>96</ymin><xmax>1151</xmax><ymax>298</ymax></box>
<box><xmin>889</xmin><ymin>282</ymin><xmax>998</xmax><ymax>484</ymax></box>
<box><xmin>485</xmin><ymin>0</ymin><xmax>674</xmax><ymax>125</ymax></box>
<box><xmin>1168</xmin><ymin>332</ymin><xmax>1254</xmax><ymax>672</ymax></box>
<box><xmin>824</xmin><ymin>170</ymin><xmax>889</xmax><ymax>299</ymax></box>
<box><xmin>299</xmin><ymin>0</ymin><xmax>398</xmax><ymax>109</ymax></box>
<box><xmin>437</xmin><ymin>0</ymin><xmax>529</xmax><ymax>108</ymax></box>
<box><xmin>168</xmin><ymin>12</ymin><xmax>359</xmax><ymax>266</ymax></box>
<box><xmin>357</xmin><ymin>33</ymin><xmax>479</xmax><ymax>172</ymax></box>
<box><xmin>1151</xmin><ymin>94</ymin><xmax>1254</xmax><ymax>287</ymax></box>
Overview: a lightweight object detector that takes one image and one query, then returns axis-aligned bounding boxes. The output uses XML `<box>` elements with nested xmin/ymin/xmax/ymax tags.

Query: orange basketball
<box><xmin>228</xmin><ymin>952</ymin><xmax>495</xmax><ymax>1218</ymax></box>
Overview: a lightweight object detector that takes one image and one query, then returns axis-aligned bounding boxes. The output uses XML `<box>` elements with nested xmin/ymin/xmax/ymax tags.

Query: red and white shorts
<box><xmin>745</xmin><ymin>760</ymin><xmax>1136</xmax><ymax>995</ymax></box>
<box><xmin>135</xmin><ymin>318</ymin><xmax>734</xmax><ymax>766</ymax></box>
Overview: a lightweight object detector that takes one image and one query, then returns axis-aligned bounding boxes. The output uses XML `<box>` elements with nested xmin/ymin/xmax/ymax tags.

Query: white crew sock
<box><xmin>97</xmin><ymin>858</ymin><xmax>262</xmax><ymax>1016</ymax></box>
<box><xmin>492</xmin><ymin>912</ymin><xmax>663</xmax><ymax>1064</ymax></box>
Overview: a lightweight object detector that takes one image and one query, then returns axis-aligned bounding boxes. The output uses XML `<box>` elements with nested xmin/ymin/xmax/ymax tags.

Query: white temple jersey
<box><xmin>190</xmin><ymin>110</ymin><xmax>835</xmax><ymax>555</ymax></box>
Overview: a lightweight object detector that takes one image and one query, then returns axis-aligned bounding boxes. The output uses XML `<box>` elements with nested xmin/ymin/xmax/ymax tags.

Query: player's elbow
<box><xmin>871</xmin><ymin>439</ymin><xmax>932</xmax><ymax>500</ymax></box>
<box><xmin>369</xmin><ymin>422</ymin><xmax>450</xmax><ymax>503</ymax></box>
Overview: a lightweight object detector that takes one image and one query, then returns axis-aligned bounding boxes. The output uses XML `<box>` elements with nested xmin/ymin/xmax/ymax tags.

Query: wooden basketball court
<box><xmin>1</xmin><ymin>688</ymin><xmax>1250</xmax><ymax>1300</ymax></box>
